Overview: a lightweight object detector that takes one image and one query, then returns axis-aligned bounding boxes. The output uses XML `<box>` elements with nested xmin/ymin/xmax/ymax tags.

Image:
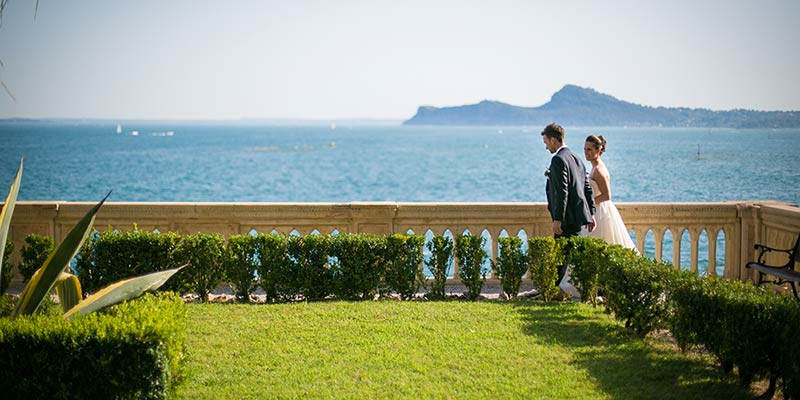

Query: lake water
<box><xmin>2</xmin><ymin>122</ymin><xmax>798</xmax><ymax>275</ymax></box>
<box><xmin>2</xmin><ymin>122</ymin><xmax>798</xmax><ymax>204</ymax></box>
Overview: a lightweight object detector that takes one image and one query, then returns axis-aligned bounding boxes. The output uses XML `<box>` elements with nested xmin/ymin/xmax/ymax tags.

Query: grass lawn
<box><xmin>175</xmin><ymin>301</ymin><xmax>756</xmax><ymax>399</ymax></box>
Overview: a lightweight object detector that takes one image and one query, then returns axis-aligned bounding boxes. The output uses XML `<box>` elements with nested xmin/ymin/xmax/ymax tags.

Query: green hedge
<box><xmin>75</xmin><ymin>228</ymin><xmax>181</xmax><ymax>295</ymax></box>
<box><xmin>455</xmin><ymin>234</ymin><xmax>487</xmax><ymax>301</ymax></box>
<box><xmin>330</xmin><ymin>233</ymin><xmax>386</xmax><ymax>300</ymax></box>
<box><xmin>0</xmin><ymin>293</ymin><xmax>186</xmax><ymax>399</ymax></box>
<box><xmin>493</xmin><ymin>237</ymin><xmax>527</xmax><ymax>299</ymax></box>
<box><xmin>173</xmin><ymin>233</ymin><xmax>226</xmax><ymax>302</ymax></box>
<box><xmin>224</xmin><ymin>234</ymin><xmax>260</xmax><ymax>303</ymax></box>
<box><xmin>257</xmin><ymin>233</ymin><xmax>289</xmax><ymax>302</ymax></box>
<box><xmin>671</xmin><ymin>278</ymin><xmax>800</xmax><ymax>396</ymax></box>
<box><xmin>425</xmin><ymin>235</ymin><xmax>453</xmax><ymax>300</ymax></box>
<box><xmin>527</xmin><ymin>237</ymin><xmax>562</xmax><ymax>301</ymax></box>
<box><xmin>1</xmin><ymin>240</ymin><xmax>13</xmax><ymax>295</ymax></box>
<box><xmin>287</xmin><ymin>234</ymin><xmax>333</xmax><ymax>300</ymax></box>
<box><xmin>565</xmin><ymin>237</ymin><xmax>610</xmax><ymax>304</ymax></box>
<box><xmin>384</xmin><ymin>234</ymin><xmax>424</xmax><ymax>300</ymax></box>
<box><xmin>601</xmin><ymin>250</ymin><xmax>689</xmax><ymax>337</ymax></box>
<box><xmin>18</xmin><ymin>234</ymin><xmax>54</xmax><ymax>283</ymax></box>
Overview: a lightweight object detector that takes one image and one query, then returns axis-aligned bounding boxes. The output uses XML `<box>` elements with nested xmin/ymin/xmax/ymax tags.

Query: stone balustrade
<box><xmin>4</xmin><ymin>201</ymin><xmax>799</xmax><ymax>285</ymax></box>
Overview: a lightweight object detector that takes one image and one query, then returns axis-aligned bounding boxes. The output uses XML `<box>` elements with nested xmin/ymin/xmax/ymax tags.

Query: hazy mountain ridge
<box><xmin>404</xmin><ymin>85</ymin><xmax>800</xmax><ymax>128</ymax></box>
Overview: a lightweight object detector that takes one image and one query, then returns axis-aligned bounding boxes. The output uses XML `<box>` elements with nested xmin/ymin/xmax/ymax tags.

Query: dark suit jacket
<box><xmin>546</xmin><ymin>146</ymin><xmax>595</xmax><ymax>235</ymax></box>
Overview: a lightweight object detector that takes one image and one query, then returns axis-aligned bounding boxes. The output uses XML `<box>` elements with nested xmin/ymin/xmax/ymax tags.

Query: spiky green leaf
<box><xmin>0</xmin><ymin>159</ymin><xmax>22</xmax><ymax>283</ymax></box>
<box><xmin>12</xmin><ymin>191</ymin><xmax>111</xmax><ymax>318</ymax></box>
<box><xmin>63</xmin><ymin>265</ymin><xmax>185</xmax><ymax>320</ymax></box>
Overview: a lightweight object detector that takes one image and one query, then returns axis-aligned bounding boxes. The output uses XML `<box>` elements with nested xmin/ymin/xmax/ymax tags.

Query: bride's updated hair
<box><xmin>585</xmin><ymin>134</ymin><xmax>606</xmax><ymax>154</ymax></box>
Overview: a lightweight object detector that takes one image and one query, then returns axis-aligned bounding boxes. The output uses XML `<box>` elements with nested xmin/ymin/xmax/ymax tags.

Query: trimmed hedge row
<box><xmin>70</xmin><ymin>229</ymin><xmax>427</xmax><ymax>302</ymax></box>
<box><xmin>0</xmin><ymin>293</ymin><xmax>187</xmax><ymax>400</ymax></box>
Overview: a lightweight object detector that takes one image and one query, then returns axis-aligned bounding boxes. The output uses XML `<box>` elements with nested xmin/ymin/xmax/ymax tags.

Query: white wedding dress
<box><xmin>587</xmin><ymin>178</ymin><xmax>639</xmax><ymax>252</ymax></box>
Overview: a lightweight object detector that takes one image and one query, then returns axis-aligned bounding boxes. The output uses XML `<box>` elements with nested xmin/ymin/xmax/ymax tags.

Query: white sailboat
<box><xmin>116</xmin><ymin>124</ymin><xmax>122</xmax><ymax>134</ymax></box>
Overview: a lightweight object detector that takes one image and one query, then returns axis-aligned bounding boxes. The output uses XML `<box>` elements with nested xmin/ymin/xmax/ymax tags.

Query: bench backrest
<box><xmin>794</xmin><ymin>235</ymin><xmax>800</xmax><ymax>266</ymax></box>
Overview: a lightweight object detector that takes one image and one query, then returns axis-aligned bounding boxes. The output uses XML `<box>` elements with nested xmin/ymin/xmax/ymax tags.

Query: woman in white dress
<box><xmin>583</xmin><ymin>135</ymin><xmax>639</xmax><ymax>252</ymax></box>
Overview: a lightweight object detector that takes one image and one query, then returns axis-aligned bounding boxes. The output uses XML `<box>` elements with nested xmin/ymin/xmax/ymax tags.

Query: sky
<box><xmin>0</xmin><ymin>0</ymin><xmax>798</xmax><ymax>120</ymax></box>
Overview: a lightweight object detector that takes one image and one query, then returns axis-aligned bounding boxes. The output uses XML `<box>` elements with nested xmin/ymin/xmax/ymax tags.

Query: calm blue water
<box><xmin>2</xmin><ymin>122</ymin><xmax>798</xmax><ymax>276</ymax></box>
<box><xmin>1</xmin><ymin>122</ymin><xmax>798</xmax><ymax>204</ymax></box>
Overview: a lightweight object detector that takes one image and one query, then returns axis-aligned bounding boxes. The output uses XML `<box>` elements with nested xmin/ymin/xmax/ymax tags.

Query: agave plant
<box><xmin>1</xmin><ymin>159</ymin><xmax>184</xmax><ymax>320</ymax></box>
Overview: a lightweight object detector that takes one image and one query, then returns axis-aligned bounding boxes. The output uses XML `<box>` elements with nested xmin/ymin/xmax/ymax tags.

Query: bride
<box><xmin>583</xmin><ymin>135</ymin><xmax>639</xmax><ymax>252</ymax></box>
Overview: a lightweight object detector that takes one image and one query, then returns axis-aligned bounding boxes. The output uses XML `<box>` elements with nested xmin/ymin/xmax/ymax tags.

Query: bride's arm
<box><xmin>593</xmin><ymin>169</ymin><xmax>611</xmax><ymax>203</ymax></box>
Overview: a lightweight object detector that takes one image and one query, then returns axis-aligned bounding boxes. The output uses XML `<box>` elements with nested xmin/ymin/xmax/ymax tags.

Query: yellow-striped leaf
<box><xmin>0</xmin><ymin>159</ymin><xmax>22</xmax><ymax>281</ymax></box>
<box><xmin>63</xmin><ymin>265</ymin><xmax>185</xmax><ymax>320</ymax></box>
<box><xmin>12</xmin><ymin>191</ymin><xmax>111</xmax><ymax>318</ymax></box>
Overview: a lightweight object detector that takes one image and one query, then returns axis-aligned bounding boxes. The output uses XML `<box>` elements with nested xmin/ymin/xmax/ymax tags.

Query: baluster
<box><xmin>653</xmin><ymin>228</ymin><xmax>663</xmax><ymax>261</ymax></box>
<box><xmin>708</xmin><ymin>227</ymin><xmax>718</xmax><ymax>277</ymax></box>
<box><xmin>491</xmin><ymin>229</ymin><xmax>500</xmax><ymax>280</ymax></box>
<box><xmin>690</xmin><ymin>228</ymin><xmax>700</xmax><ymax>274</ymax></box>
<box><xmin>673</xmin><ymin>228</ymin><xmax>682</xmax><ymax>269</ymax></box>
<box><xmin>633</xmin><ymin>227</ymin><xmax>646</xmax><ymax>255</ymax></box>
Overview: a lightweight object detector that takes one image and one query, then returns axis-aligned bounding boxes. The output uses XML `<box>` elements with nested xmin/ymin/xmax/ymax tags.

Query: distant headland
<box><xmin>403</xmin><ymin>85</ymin><xmax>800</xmax><ymax>128</ymax></box>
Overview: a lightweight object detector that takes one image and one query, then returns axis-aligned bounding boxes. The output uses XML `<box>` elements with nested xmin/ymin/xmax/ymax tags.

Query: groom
<box><xmin>542</xmin><ymin>123</ymin><xmax>595</xmax><ymax>284</ymax></box>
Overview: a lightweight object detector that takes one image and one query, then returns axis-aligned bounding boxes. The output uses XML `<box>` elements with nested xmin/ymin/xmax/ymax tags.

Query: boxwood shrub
<box><xmin>75</xmin><ymin>228</ymin><xmax>181</xmax><ymax>295</ymax></box>
<box><xmin>224</xmin><ymin>234</ymin><xmax>259</xmax><ymax>303</ymax></box>
<box><xmin>1</xmin><ymin>240</ymin><xmax>13</xmax><ymax>295</ymax></box>
<box><xmin>172</xmin><ymin>233</ymin><xmax>226</xmax><ymax>302</ymax></box>
<box><xmin>424</xmin><ymin>235</ymin><xmax>453</xmax><ymax>300</ymax></box>
<box><xmin>330</xmin><ymin>233</ymin><xmax>386</xmax><ymax>300</ymax></box>
<box><xmin>670</xmin><ymin>277</ymin><xmax>798</xmax><ymax>393</ymax></box>
<box><xmin>18</xmin><ymin>233</ymin><xmax>54</xmax><ymax>283</ymax></box>
<box><xmin>493</xmin><ymin>237</ymin><xmax>527</xmax><ymax>299</ymax></box>
<box><xmin>527</xmin><ymin>237</ymin><xmax>562</xmax><ymax>301</ymax></box>
<box><xmin>455</xmin><ymin>234</ymin><xmax>487</xmax><ymax>301</ymax></box>
<box><xmin>384</xmin><ymin>234</ymin><xmax>424</xmax><ymax>300</ymax></box>
<box><xmin>0</xmin><ymin>293</ymin><xmax>186</xmax><ymax>400</ymax></box>
<box><xmin>257</xmin><ymin>233</ymin><xmax>289</xmax><ymax>302</ymax></box>
<box><xmin>287</xmin><ymin>234</ymin><xmax>333</xmax><ymax>301</ymax></box>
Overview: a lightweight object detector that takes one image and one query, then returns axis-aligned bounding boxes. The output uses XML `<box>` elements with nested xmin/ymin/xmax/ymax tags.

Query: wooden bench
<box><xmin>746</xmin><ymin>234</ymin><xmax>800</xmax><ymax>301</ymax></box>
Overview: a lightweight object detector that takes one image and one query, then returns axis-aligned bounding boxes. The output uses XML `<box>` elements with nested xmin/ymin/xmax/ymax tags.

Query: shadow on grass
<box><xmin>513</xmin><ymin>302</ymin><xmax>755</xmax><ymax>400</ymax></box>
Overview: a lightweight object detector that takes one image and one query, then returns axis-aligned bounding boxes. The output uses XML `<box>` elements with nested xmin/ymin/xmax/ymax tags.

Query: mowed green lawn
<box><xmin>175</xmin><ymin>301</ymin><xmax>756</xmax><ymax>400</ymax></box>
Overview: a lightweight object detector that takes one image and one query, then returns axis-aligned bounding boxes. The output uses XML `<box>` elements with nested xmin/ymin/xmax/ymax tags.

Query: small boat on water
<box><xmin>116</xmin><ymin>124</ymin><xmax>122</xmax><ymax>134</ymax></box>
<box><xmin>131</xmin><ymin>130</ymin><xmax>139</xmax><ymax>136</ymax></box>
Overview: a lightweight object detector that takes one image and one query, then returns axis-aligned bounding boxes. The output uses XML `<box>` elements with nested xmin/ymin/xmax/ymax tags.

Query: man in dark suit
<box><xmin>542</xmin><ymin>123</ymin><xmax>595</xmax><ymax>284</ymax></box>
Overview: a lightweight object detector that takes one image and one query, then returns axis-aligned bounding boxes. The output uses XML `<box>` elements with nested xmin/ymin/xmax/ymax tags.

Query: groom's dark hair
<box><xmin>541</xmin><ymin>123</ymin><xmax>564</xmax><ymax>142</ymax></box>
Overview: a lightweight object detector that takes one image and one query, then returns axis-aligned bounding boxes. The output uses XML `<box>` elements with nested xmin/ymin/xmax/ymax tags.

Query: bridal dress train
<box><xmin>588</xmin><ymin>179</ymin><xmax>639</xmax><ymax>252</ymax></box>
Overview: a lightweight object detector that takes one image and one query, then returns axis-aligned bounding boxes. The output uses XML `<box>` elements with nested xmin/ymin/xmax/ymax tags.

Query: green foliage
<box><xmin>224</xmin><ymin>234</ymin><xmax>259</xmax><ymax>303</ymax></box>
<box><xmin>13</xmin><ymin>193</ymin><xmax>110</xmax><ymax>319</ymax></box>
<box><xmin>287</xmin><ymin>234</ymin><xmax>333</xmax><ymax>300</ymax></box>
<box><xmin>775</xmin><ymin>300</ymin><xmax>800</xmax><ymax>397</ymax></box>
<box><xmin>173</xmin><ymin>233</ymin><xmax>225</xmax><ymax>302</ymax></box>
<box><xmin>455</xmin><ymin>234</ymin><xmax>487</xmax><ymax>301</ymax></box>
<box><xmin>330</xmin><ymin>233</ymin><xmax>386</xmax><ymax>300</ymax></box>
<box><xmin>528</xmin><ymin>237</ymin><xmax>563</xmax><ymax>301</ymax></box>
<box><xmin>0</xmin><ymin>293</ymin><xmax>187</xmax><ymax>399</ymax></box>
<box><xmin>384</xmin><ymin>234</ymin><xmax>424</xmax><ymax>300</ymax></box>
<box><xmin>18</xmin><ymin>233</ymin><xmax>54</xmax><ymax>282</ymax></box>
<box><xmin>493</xmin><ymin>237</ymin><xmax>527</xmax><ymax>299</ymax></box>
<box><xmin>0</xmin><ymin>159</ymin><xmax>22</xmax><ymax>295</ymax></box>
<box><xmin>425</xmin><ymin>235</ymin><xmax>453</xmax><ymax>300</ymax></box>
<box><xmin>0</xmin><ymin>294</ymin><xmax>15</xmax><ymax>317</ymax></box>
<box><xmin>1</xmin><ymin>239</ymin><xmax>13</xmax><ymax>295</ymax></box>
<box><xmin>75</xmin><ymin>227</ymin><xmax>180</xmax><ymax>295</ymax></box>
<box><xmin>565</xmin><ymin>236</ymin><xmax>610</xmax><ymax>304</ymax></box>
<box><xmin>601</xmin><ymin>254</ymin><xmax>683</xmax><ymax>338</ymax></box>
<box><xmin>257</xmin><ymin>233</ymin><xmax>289</xmax><ymax>302</ymax></box>
<box><xmin>670</xmin><ymin>278</ymin><xmax>798</xmax><ymax>390</ymax></box>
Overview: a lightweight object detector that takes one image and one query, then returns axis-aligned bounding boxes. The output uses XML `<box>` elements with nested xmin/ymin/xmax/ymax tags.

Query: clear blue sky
<box><xmin>0</xmin><ymin>0</ymin><xmax>798</xmax><ymax>120</ymax></box>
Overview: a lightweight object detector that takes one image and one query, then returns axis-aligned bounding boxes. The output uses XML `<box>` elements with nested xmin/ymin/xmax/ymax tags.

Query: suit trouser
<box><xmin>554</xmin><ymin>229</ymin><xmax>580</xmax><ymax>285</ymax></box>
